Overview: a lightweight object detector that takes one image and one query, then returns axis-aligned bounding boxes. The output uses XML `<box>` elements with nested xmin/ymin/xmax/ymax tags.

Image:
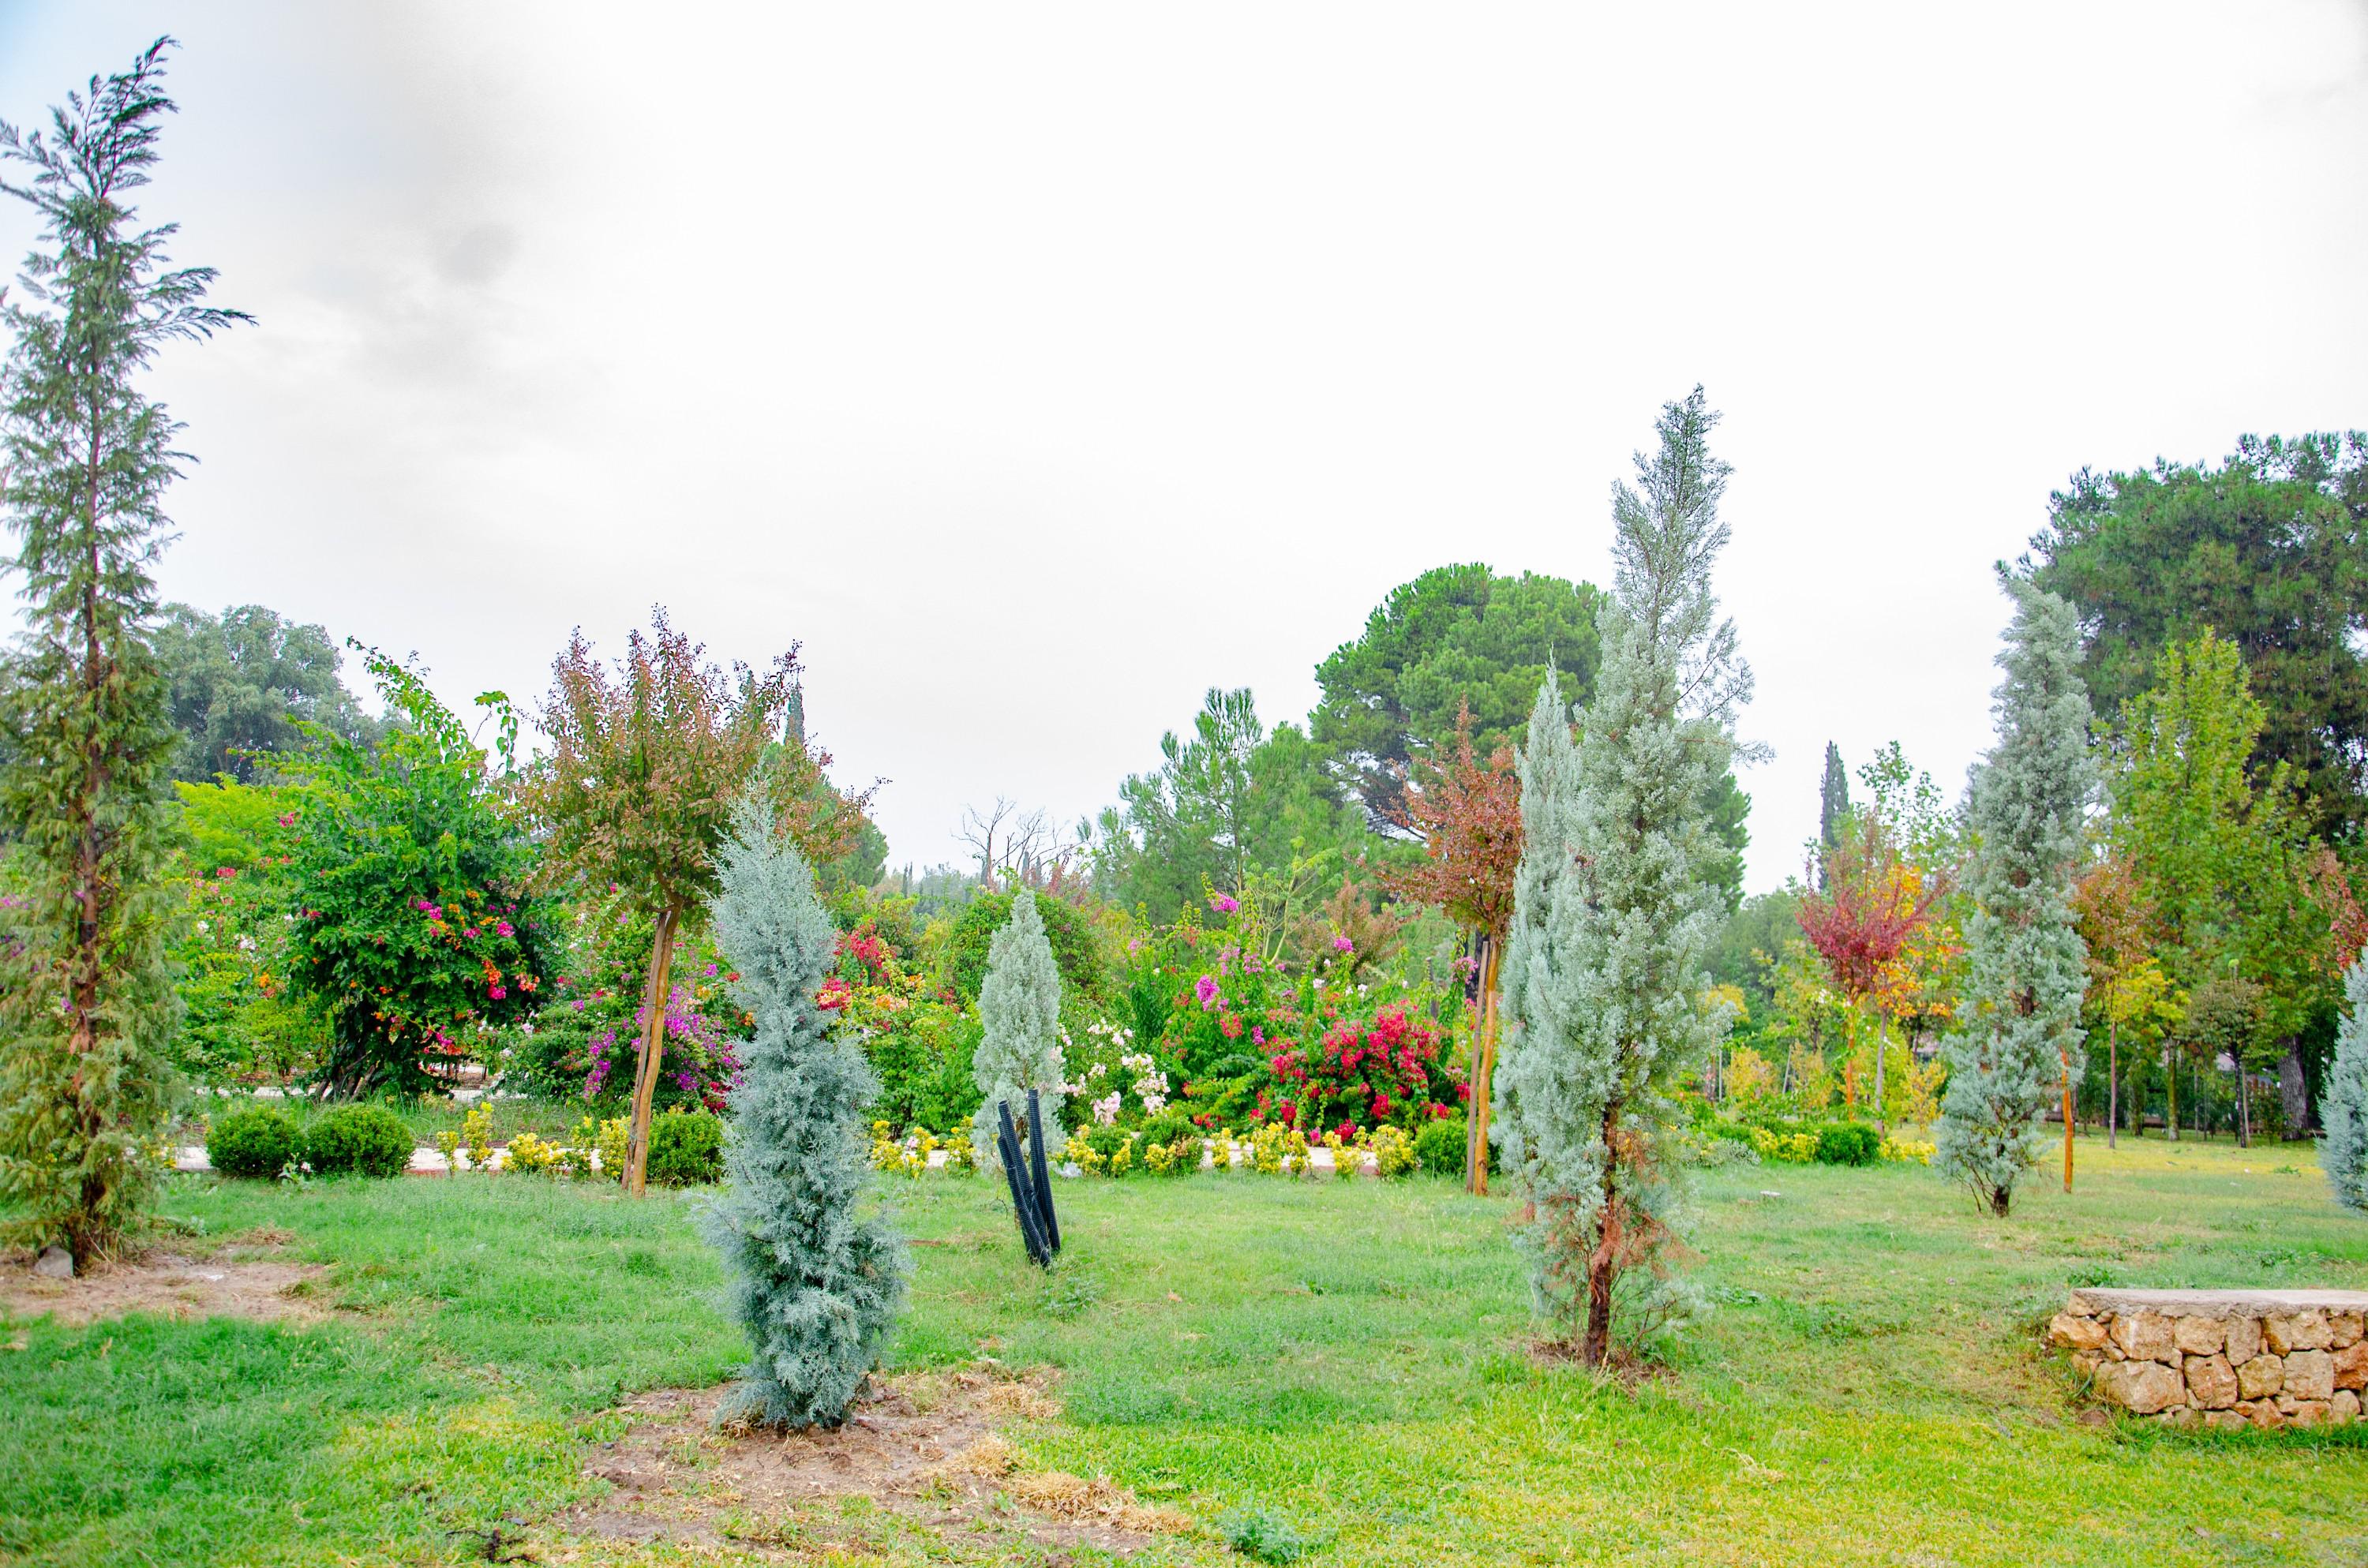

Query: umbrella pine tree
<box><xmin>969</xmin><ymin>888</ymin><xmax>1066</xmax><ymax>1169</ymax></box>
<box><xmin>1934</xmin><ymin>579</ymin><xmax>2095</xmax><ymax>1216</ymax></box>
<box><xmin>0</xmin><ymin>41</ymin><xmax>246</xmax><ymax>1263</ymax></box>
<box><xmin>703</xmin><ymin>799</ymin><xmax>906</xmax><ymax>1429</ymax></box>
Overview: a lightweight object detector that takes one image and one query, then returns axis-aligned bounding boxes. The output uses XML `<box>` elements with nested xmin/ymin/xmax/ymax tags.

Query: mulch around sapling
<box><xmin>560</xmin><ymin>1365</ymin><xmax>1193</xmax><ymax>1559</ymax></box>
<box><xmin>0</xmin><ymin>1229</ymin><xmax>329</xmax><ymax>1330</ymax></box>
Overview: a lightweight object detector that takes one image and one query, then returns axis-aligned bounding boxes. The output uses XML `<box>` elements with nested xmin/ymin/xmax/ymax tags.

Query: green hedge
<box><xmin>206</xmin><ymin>1106</ymin><xmax>302</xmax><ymax>1180</ymax></box>
<box><xmin>302</xmin><ymin>1105</ymin><xmax>414</xmax><ymax>1178</ymax></box>
<box><xmin>646</xmin><ymin>1108</ymin><xmax>726</xmax><ymax>1186</ymax></box>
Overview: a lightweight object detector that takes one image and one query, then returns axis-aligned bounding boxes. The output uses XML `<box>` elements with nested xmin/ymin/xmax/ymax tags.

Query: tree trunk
<box><xmin>2235</xmin><ymin>1061</ymin><xmax>2250</xmax><ymax>1149</ymax></box>
<box><xmin>2164</xmin><ymin>1049</ymin><xmax>2179</xmax><ymax>1142</ymax></box>
<box><xmin>1582</xmin><ymin>1102</ymin><xmax>1619</xmax><ymax>1367</ymax></box>
<box><xmin>2106</xmin><ymin>1020</ymin><xmax>2118</xmax><ymax>1151</ymax></box>
<box><xmin>2276</xmin><ymin>1042</ymin><xmax>2310</xmax><ymax>1139</ymax></box>
<box><xmin>1467</xmin><ymin>938</ymin><xmax>1500</xmax><ymax>1197</ymax></box>
<box><xmin>2060</xmin><ymin>1051</ymin><xmax>2073</xmax><ymax>1192</ymax></box>
<box><xmin>623</xmin><ymin>906</ymin><xmax>682</xmax><ymax>1196</ymax></box>
<box><xmin>1872</xmin><ymin>1011</ymin><xmax>1887</xmax><ymax>1133</ymax></box>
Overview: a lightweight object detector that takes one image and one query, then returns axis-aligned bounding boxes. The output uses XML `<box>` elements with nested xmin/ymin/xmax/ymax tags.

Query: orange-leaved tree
<box><xmin>524</xmin><ymin>609</ymin><xmax>868</xmax><ymax>1195</ymax></box>
<box><xmin>1796</xmin><ymin>806</ymin><xmax>1945</xmax><ymax>1132</ymax></box>
<box><xmin>1384</xmin><ymin>700</ymin><xmax>1522</xmax><ymax>1192</ymax></box>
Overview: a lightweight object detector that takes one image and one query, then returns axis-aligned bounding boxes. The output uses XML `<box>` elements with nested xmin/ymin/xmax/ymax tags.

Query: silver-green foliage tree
<box><xmin>969</xmin><ymin>887</ymin><xmax>1066</xmax><ymax>1167</ymax></box>
<box><xmin>1935</xmin><ymin>579</ymin><xmax>2095</xmax><ymax>1216</ymax></box>
<box><xmin>0</xmin><ymin>41</ymin><xmax>245</xmax><ymax>1263</ymax></box>
<box><xmin>2323</xmin><ymin>957</ymin><xmax>2368</xmax><ymax>1214</ymax></box>
<box><xmin>1492</xmin><ymin>387</ymin><xmax>1750</xmax><ymax>1365</ymax></box>
<box><xmin>703</xmin><ymin>798</ymin><xmax>906</xmax><ymax>1429</ymax></box>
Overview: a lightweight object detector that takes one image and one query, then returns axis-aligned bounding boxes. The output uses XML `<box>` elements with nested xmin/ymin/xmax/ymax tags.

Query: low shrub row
<box><xmin>207</xmin><ymin>1103</ymin><xmax>412</xmax><ymax>1180</ymax></box>
<box><xmin>1703</xmin><ymin>1117</ymin><xmax>1933</xmax><ymax>1166</ymax></box>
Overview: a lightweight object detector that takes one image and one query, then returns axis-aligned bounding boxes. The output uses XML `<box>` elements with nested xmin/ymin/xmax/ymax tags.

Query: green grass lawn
<box><xmin>5</xmin><ymin>1134</ymin><xmax>2365</xmax><ymax>1566</ymax></box>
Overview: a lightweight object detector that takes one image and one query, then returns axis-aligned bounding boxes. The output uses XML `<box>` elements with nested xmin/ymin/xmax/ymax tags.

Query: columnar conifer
<box><xmin>0</xmin><ymin>42</ymin><xmax>245</xmax><ymax>1263</ymax></box>
<box><xmin>1934</xmin><ymin>579</ymin><xmax>2095</xmax><ymax>1216</ymax></box>
<box><xmin>703</xmin><ymin>798</ymin><xmax>906</xmax><ymax>1429</ymax></box>
<box><xmin>969</xmin><ymin>888</ymin><xmax>1066</xmax><ymax>1168</ymax></box>
<box><xmin>2323</xmin><ymin>957</ymin><xmax>2368</xmax><ymax>1213</ymax></box>
<box><xmin>1493</xmin><ymin>388</ymin><xmax>1750</xmax><ymax>1364</ymax></box>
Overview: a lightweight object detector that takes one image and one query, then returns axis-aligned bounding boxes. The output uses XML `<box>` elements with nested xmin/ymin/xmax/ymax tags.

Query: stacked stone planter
<box><xmin>2049</xmin><ymin>1288</ymin><xmax>2367</xmax><ymax>1429</ymax></box>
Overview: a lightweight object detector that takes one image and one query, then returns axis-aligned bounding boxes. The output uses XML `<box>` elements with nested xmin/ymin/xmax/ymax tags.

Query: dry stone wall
<box><xmin>2049</xmin><ymin>1288</ymin><xmax>2367</xmax><ymax>1430</ymax></box>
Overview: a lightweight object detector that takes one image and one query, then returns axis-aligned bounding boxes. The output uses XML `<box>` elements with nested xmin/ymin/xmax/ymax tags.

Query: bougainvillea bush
<box><xmin>169</xmin><ymin>780</ymin><xmax>331</xmax><ymax>1083</ymax></box>
<box><xmin>827</xmin><ymin>915</ymin><xmax>980</xmax><ymax>1134</ymax></box>
<box><xmin>1120</xmin><ymin>900</ymin><xmax>1469</xmax><ymax>1137</ymax></box>
<box><xmin>516</xmin><ymin>883</ymin><xmax>744</xmax><ymax>1115</ymax></box>
<box><xmin>280</xmin><ymin>652</ymin><xmax>551</xmax><ymax>1096</ymax></box>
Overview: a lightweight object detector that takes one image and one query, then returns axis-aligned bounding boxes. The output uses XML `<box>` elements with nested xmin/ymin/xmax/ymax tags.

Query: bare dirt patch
<box><xmin>564</xmin><ymin>1367</ymin><xmax>1190</xmax><ymax>1560</ymax></box>
<box><xmin>0</xmin><ymin>1240</ymin><xmax>330</xmax><ymax>1329</ymax></box>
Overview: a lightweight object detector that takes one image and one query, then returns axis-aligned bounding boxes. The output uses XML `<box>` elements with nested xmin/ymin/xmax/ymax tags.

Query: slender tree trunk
<box><xmin>2107</xmin><ymin>1020</ymin><xmax>2118</xmax><ymax>1151</ymax></box>
<box><xmin>2060</xmin><ymin>1050</ymin><xmax>2073</xmax><ymax>1192</ymax></box>
<box><xmin>2164</xmin><ymin>1049</ymin><xmax>2179</xmax><ymax>1142</ymax></box>
<box><xmin>623</xmin><ymin>905</ymin><xmax>682</xmax><ymax>1196</ymax></box>
<box><xmin>2235</xmin><ymin>1062</ymin><xmax>2250</xmax><ymax>1149</ymax></box>
<box><xmin>1872</xmin><ymin>1010</ymin><xmax>1887</xmax><ymax>1133</ymax></box>
<box><xmin>1583</xmin><ymin>1101</ymin><xmax>1619</xmax><ymax>1367</ymax></box>
<box><xmin>1467</xmin><ymin>938</ymin><xmax>1500</xmax><ymax>1197</ymax></box>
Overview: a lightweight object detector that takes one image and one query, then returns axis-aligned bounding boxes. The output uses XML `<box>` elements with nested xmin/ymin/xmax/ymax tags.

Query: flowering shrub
<box><xmin>1879</xmin><ymin>1136</ymin><xmax>1936</xmax><ymax>1165</ymax></box>
<box><xmin>1267</xmin><ymin>1005</ymin><xmax>1454</xmax><ymax>1136</ymax></box>
<box><xmin>1369</xmin><ymin>1124</ymin><xmax>1418</xmax><ymax>1178</ymax></box>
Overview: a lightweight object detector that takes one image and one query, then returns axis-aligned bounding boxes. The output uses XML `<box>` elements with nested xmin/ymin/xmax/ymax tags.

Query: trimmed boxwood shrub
<box><xmin>303</xmin><ymin>1104</ymin><xmax>414</xmax><ymax>1178</ymax></box>
<box><xmin>1413</xmin><ymin>1113</ymin><xmax>1497</xmax><ymax>1177</ymax></box>
<box><xmin>646</xmin><ymin>1107</ymin><xmax>726</xmax><ymax>1187</ymax></box>
<box><xmin>1812</xmin><ymin>1122</ymin><xmax>1882</xmax><ymax>1167</ymax></box>
<box><xmin>207</xmin><ymin>1106</ymin><xmax>302</xmax><ymax>1179</ymax></box>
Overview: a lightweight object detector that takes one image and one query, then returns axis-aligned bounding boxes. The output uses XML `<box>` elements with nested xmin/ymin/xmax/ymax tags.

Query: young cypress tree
<box><xmin>2321</xmin><ymin>956</ymin><xmax>2368</xmax><ymax>1214</ymax></box>
<box><xmin>1492</xmin><ymin>388</ymin><xmax>1751</xmax><ymax>1364</ymax></box>
<box><xmin>0</xmin><ymin>42</ymin><xmax>246</xmax><ymax>1265</ymax></box>
<box><xmin>703</xmin><ymin>797</ymin><xmax>906</xmax><ymax>1430</ymax></box>
<box><xmin>1934</xmin><ymin>579</ymin><xmax>2095</xmax><ymax>1217</ymax></box>
<box><xmin>969</xmin><ymin>887</ymin><xmax>1066</xmax><ymax>1168</ymax></box>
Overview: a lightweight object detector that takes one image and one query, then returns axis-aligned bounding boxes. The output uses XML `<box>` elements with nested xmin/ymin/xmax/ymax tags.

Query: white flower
<box><xmin>196</xmin><ymin>920</ymin><xmax>210</xmax><ymax>934</ymax></box>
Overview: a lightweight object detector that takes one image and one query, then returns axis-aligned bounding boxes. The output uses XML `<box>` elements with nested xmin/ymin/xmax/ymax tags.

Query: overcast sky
<box><xmin>2</xmin><ymin>2</ymin><xmax>2362</xmax><ymax>893</ymax></box>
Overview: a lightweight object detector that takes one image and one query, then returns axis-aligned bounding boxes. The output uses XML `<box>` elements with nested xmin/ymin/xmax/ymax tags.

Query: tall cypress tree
<box><xmin>969</xmin><ymin>888</ymin><xmax>1066</xmax><ymax>1169</ymax></box>
<box><xmin>703</xmin><ymin>798</ymin><xmax>906</xmax><ymax>1429</ymax></box>
<box><xmin>1493</xmin><ymin>388</ymin><xmax>1751</xmax><ymax>1364</ymax></box>
<box><xmin>1817</xmin><ymin>740</ymin><xmax>1850</xmax><ymax>883</ymax></box>
<box><xmin>0</xmin><ymin>41</ymin><xmax>246</xmax><ymax>1264</ymax></box>
<box><xmin>2322</xmin><ymin>956</ymin><xmax>2368</xmax><ymax>1214</ymax></box>
<box><xmin>1935</xmin><ymin>579</ymin><xmax>2095</xmax><ymax>1216</ymax></box>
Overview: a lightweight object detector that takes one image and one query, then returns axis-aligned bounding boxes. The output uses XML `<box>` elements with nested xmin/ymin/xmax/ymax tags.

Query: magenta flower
<box><xmin>495</xmin><ymin>920</ymin><xmax>515</xmax><ymax>939</ymax></box>
<box><xmin>488</xmin><ymin>983</ymin><xmax>507</xmax><ymax>999</ymax></box>
<box><xmin>1332</xmin><ymin>934</ymin><xmax>1354</xmax><ymax>952</ymax></box>
<box><xmin>1211</xmin><ymin>894</ymin><xmax>1239</xmax><ymax>914</ymax></box>
<box><xmin>1194</xmin><ymin>974</ymin><xmax>1220</xmax><ymax>1009</ymax></box>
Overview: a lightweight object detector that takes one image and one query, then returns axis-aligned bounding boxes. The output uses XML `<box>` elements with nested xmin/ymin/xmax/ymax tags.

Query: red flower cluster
<box><xmin>1267</xmin><ymin>1005</ymin><xmax>1448</xmax><ymax>1133</ymax></box>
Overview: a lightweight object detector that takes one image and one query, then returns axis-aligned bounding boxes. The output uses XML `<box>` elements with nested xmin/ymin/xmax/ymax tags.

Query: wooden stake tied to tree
<box><xmin>1384</xmin><ymin>699</ymin><xmax>1521</xmax><ymax>1194</ymax></box>
<box><xmin>524</xmin><ymin>610</ymin><xmax>867</xmax><ymax>1196</ymax></box>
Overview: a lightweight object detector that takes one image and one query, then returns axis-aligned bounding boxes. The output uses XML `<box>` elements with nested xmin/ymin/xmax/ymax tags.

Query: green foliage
<box><xmin>203</xmin><ymin>1105</ymin><xmax>302</xmax><ymax>1179</ymax></box>
<box><xmin>1493</xmin><ymin>388</ymin><xmax>1748</xmax><ymax>1357</ymax></box>
<box><xmin>0</xmin><ymin>41</ymin><xmax>247</xmax><ymax>1259</ymax></box>
<box><xmin>1812</xmin><ymin>1122</ymin><xmax>1881</xmax><ymax>1167</ymax></box>
<box><xmin>170</xmin><ymin>780</ymin><xmax>332</xmax><ymax>1083</ymax></box>
<box><xmin>968</xmin><ymin>887</ymin><xmax>1068</xmax><ymax>1166</ymax></box>
<box><xmin>644</xmin><ymin>1106</ymin><xmax>725</xmax><ymax>1187</ymax></box>
<box><xmin>1100</xmin><ymin>687</ymin><xmax>1371</xmax><ymax>922</ymax></box>
<box><xmin>945</xmin><ymin>887</ymin><xmax>1105</xmax><ymax>1003</ymax></box>
<box><xmin>1935</xmin><ymin>581</ymin><xmax>2095</xmax><ymax>1215</ymax></box>
<box><xmin>2029</xmin><ymin>432</ymin><xmax>2368</xmax><ymax>836</ymax></box>
<box><xmin>1817</xmin><ymin>740</ymin><xmax>1850</xmax><ymax>866</ymax></box>
<box><xmin>302</xmin><ymin>1104</ymin><xmax>413</xmax><ymax>1178</ymax></box>
<box><xmin>703</xmin><ymin>798</ymin><xmax>907</xmax><ymax>1430</ymax></box>
<box><xmin>2323</xmin><ymin>958</ymin><xmax>2368</xmax><ymax>1213</ymax></box>
<box><xmin>1220</xmin><ymin>1505</ymin><xmax>1319</xmax><ymax>1564</ymax></box>
<box><xmin>1413</xmin><ymin>1113</ymin><xmax>1467</xmax><ymax>1177</ymax></box>
<box><xmin>1311</xmin><ymin>563</ymin><xmax>1606</xmax><ymax>828</ymax></box>
<box><xmin>280</xmin><ymin>648</ymin><xmax>549</xmax><ymax>1096</ymax></box>
<box><xmin>862</xmin><ymin>1005</ymin><xmax>980</xmax><ymax>1136</ymax></box>
<box><xmin>154</xmin><ymin>602</ymin><xmax>378</xmax><ymax>783</ymax></box>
